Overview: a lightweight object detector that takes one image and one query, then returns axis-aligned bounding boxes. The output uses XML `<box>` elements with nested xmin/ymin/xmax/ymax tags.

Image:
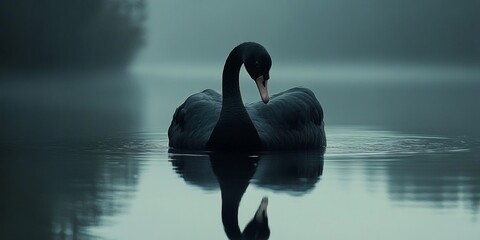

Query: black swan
<box><xmin>169</xmin><ymin>150</ymin><xmax>325</xmax><ymax>239</ymax></box>
<box><xmin>168</xmin><ymin>42</ymin><xmax>326</xmax><ymax>151</ymax></box>
<box><xmin>210</xmin><ymin>154</ymin><xmax>270</xmax><ymax>240</ymax></box>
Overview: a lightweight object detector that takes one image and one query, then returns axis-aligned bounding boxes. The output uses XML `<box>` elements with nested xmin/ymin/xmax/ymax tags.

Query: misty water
<box><xmin>1</xmin><ymin>68</ymin><xmax>479</xmax><ymax>240</ymax></box>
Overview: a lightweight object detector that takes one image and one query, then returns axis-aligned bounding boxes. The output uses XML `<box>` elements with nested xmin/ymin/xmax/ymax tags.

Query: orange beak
<box><xmin>255</xmin><ymin>76</ymin><xmax>269</xmax><ymax>104</ymax></box>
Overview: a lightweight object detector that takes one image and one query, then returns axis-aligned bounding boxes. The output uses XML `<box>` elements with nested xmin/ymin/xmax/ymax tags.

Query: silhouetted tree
<box><xmin>0</xmin><ymin>0</ymin><xmax>145</xmax><ymax>70</ymax></box>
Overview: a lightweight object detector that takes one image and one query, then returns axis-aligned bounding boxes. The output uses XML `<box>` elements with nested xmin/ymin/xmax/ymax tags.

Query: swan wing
<box><xmin>168</xmin><ymin>89</ymin><xmax>221</xmax><ymax>149</ymax></box>
<box><xmin>246</xmin><ymin>87</ymin><xmax>326</xmax><ymax>149</ymax></box>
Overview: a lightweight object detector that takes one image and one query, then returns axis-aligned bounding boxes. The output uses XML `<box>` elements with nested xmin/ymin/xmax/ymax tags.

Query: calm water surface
<box><xmin>1</xmin><ymin>127</ymin><xmax>479</xmax><ymax>240</ymax></box>
<box><xmin>1</xmin><ymin>71</ymin><xmax>479</xmax><ymax>239</ymax></box>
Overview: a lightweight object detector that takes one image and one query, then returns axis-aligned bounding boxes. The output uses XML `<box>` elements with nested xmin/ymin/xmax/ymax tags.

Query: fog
<box><xmin>1</xmin><ymin>0</ymin><xmax>479</xmax><ymax>141</ymax></box>
<box><xmin>0</xmin><ymin>0</ymin><xmax>145</xmax><ymax>70</ymax></box>
<box><xmin>1</xmin><ymin>2</ymin><xmax>480</xmax><ymax>240</ymax></box>
<box><xmin>132</xmin><ymin>0</ymin><xmax>480</xmax><ymax>136</ymax></box>
<box><xmin>2</xmin><ymin>0</ymin><xmax>479</xmax><ymax>68</ymax></box>
<box><xmin>139</xmin><ymin>0</ymin><xmax>480</xmax><ymax>65</ymax></box>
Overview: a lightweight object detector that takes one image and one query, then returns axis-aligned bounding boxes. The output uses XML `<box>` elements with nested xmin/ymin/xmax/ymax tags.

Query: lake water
<box><xmin>1</xmin><ymin>68</ymin><xmax>479</xmax><ymax>239</ymax></box>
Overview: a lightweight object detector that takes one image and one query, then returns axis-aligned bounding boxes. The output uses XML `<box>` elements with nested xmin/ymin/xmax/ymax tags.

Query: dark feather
<box><xmin>168</xmin><ymin>89</ymin><xmax>221</xmax><ymax>149</ymax></box>
<box><xmin>246</xmin><ymin>87</ymin><xmax>326</xmax><ymax>150</ymax></box>
<box><xmin>169</xmin><ymin>42</ymin><xmax>326</xmax><ymax>150</ymax></box>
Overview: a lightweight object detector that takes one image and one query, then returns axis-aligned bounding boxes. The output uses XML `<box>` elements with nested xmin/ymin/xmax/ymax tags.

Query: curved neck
<box><xmin>211</xmin><ymin>155</ymin><xmax>257</xmax><ymax>239</ymax></box>
<box><xmin>207</xmin><ymin>43</ymin><xmax>261</xmax><ymax>151</ymax></box>
<box><xmin>222</xmin><ymin>43</ymin><xmax>246</xmax><ymax>107</ymax></box>
<box><xmin>221</xmin><ymin>186</ymin><xmax>244</xmax><ymax>240</ymax></box>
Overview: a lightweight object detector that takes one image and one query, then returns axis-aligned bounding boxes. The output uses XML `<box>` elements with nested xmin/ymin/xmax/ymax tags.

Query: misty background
<box><xmin>140</xmin><ymin>0</ymin><xmax>480</xmax><ymax>65</ymax></box>
<box><xmin>1</xmin><ymin>1</ymin><xmax>480</xmax><ymax>240</ymax></box>
<box><xmin>1</xmin><ymin>0</ymin><xmax>479</xmax><ymax>142</ymax></box>
<box><xmin>2</xmin><ymin>0</ymin><xmax>479</xmax><ymax>67</ymax></box>
<box><xmin>136</xmin><ymin>0</ymin><xmax>480</xmax><ymax>136</ymax></box>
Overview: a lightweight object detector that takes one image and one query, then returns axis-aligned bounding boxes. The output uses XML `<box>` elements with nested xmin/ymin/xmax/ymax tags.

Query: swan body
<box><xmin>168</xmin><ymin>42</ymin><xmax>326</xmax><ymax>151</ymax></box>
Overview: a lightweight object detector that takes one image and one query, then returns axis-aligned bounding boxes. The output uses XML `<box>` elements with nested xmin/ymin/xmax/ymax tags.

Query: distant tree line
<box><xmin>0</xmin><ymin>0</ymin><xmax>145</xmax><ymax>70</ymax></box>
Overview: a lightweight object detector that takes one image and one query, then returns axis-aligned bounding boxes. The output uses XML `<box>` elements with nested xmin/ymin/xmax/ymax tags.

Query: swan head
<box><xmin>243</xmin><ymin>43</ymin><xmax>272</xmax><ymax>104</ymax></box>
<box><xmin>243</xmin><ymin>197</ymin><xmax>270</xmax><ymax>239</ymax></box>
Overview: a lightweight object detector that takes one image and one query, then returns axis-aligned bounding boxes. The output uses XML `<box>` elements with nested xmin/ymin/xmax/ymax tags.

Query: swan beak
<box><xmin>255</xmin><ymin>76</ymin><xmax>269</xmax><ymax>104</ymax></box>
<box><xmin>255</xmin><ymin>197</ymin><xmax>268</xmax><ymax>223</ymax></box>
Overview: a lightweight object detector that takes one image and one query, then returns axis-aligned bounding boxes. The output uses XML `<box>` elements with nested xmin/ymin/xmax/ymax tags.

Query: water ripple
<box><xmin>325</xmin><ymin>126</ymin><xmax>471</xmax><ymax>159</ymax></box>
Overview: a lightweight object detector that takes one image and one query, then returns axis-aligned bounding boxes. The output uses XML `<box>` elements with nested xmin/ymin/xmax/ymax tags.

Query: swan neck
<box><xmin>220</xmin><ymin>173</ymin><xmax>249</xmax><ymax>240</ymax></box>
<box><xmin>215</xmin><ymin>157</ymin><xmax>254</xmax><ymax>239</ymax></box>
<box><xmin>222</xmin><ymin>44</ymin><xmax>245</xmax><ymax>106</ymax></box>
<box><xmin>222</xmin><ymin>198</ymin><xmax>242</xmax><ymax>240</ymax></box>
<box><xmin>207</xmin><ymin>43</ymin><xmax>262</xmax><ymax>151</ymax></box>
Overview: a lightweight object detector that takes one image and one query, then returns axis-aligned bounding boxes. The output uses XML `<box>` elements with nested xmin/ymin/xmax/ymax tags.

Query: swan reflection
<box><xmin>169</xmin><ymin>149</ymin><xmax>325</xmax><ymax>239</ymax></box>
